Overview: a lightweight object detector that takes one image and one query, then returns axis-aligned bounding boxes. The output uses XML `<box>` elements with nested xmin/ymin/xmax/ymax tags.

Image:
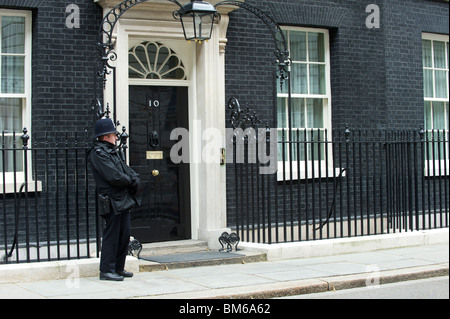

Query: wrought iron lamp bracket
<box><xmin>94</xmin><ymin>0</ymin><xmax>184</xmax><ymax>120</ymax></box>
<box><xmin>97</xmin><ymin>0</ymin><xmax>183</xmax><ymax>57</ymax></box>
<box><xmin>215</xmin><ymin>0</ymin><xmax>291</xmax><ymax>89</ymax></box>
<box><xmin>228</xmin><ymin>97</ymin><xmax>264</xmax><ymax>131</ymax></box>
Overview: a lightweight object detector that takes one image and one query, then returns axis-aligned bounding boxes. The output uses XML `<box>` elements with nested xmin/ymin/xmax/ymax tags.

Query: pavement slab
<box><xmin>0</xmin><ymin>231</ymin><xmax>448</xmax><ymax>300</ymax></box>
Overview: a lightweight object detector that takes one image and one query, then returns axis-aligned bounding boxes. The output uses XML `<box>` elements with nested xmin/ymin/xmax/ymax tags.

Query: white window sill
<box><xmin>277</xmin><ymin>162</ymin><xmax>346</xmax><ymax>181</ymax></box>
<box><xmin>1</xmin><ymin>180</ymin><xmax>43</xmax><ymax>194</ymax></box>
<box><xmin>424</xmin><ymin>160</ymin><xmax>449</xmax><ymax>177</ymax></box>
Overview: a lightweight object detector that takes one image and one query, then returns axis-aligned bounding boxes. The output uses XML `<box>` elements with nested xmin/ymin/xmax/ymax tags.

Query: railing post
<box><xmin>118</xmin><ymin>125</ymin><xmax>129</xmax><ymax>162</ymax></box>
<box><xmin>21</xmin><ymin>128</ymin><xmax>30</xmax><ymax>262</ymax></box>
<box><xmin>344</xmin><ymin>125</ymin><xmax>351</xmax><ymax>237</ymax></box>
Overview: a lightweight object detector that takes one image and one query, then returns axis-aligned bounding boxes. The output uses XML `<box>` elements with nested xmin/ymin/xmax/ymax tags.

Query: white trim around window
<box><xmin>277</xmin><ymin>27</ymin><xmax>333</xmax><ymax>181</ymax></box>
<box><xmin>0</xmin><ymin>9</ymin><xmax>35</xmax><ymax>193</ymax></box>
<box><xmin>422</xmin><ymin>33</ymin><xmax>449</xmax><ymax>177</ymax></box>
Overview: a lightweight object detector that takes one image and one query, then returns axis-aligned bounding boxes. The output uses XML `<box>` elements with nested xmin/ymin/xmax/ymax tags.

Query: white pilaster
<box><xmin>195</xmin><ymin>18</ymin><xmax>230</xmax><ymax>249</ymax></box>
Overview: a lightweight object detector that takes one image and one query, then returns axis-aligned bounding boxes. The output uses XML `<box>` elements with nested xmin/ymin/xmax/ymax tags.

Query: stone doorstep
<box><xmin>138</xmin><ymin>239</ymin><xmax>209</xmax><ymax>257</ymax></box>
<box><xmin>138</xmin><ymin>251</ymin><xmax>267</xmax><ymax>272</ymax></box>
<box><xmin>136</xmin><ymin>239</ymin><xmax>268</xmax><ymax>272</ymax></box>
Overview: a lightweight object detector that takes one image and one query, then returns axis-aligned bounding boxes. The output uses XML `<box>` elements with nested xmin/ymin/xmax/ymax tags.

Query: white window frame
<box><xmin>0</xmin><ymin>9</ymin><xmax>35</xmax><ymax>193</ymax></box>
<box><xmin>422</xmin><ymin>33</ymin><xmax>449</xmax><ymax>177</ymax></box>
<box><xmin>277</xmin><ymin>27</ymin><xmax>335</xmax><ymax>181</ymax></box>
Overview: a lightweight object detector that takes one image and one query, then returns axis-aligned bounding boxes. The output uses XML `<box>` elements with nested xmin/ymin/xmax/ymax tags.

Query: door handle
<box><xmin>152</xmin><ymin>170</ymin><xmax>160</xmax><ymax>177</ymax></box>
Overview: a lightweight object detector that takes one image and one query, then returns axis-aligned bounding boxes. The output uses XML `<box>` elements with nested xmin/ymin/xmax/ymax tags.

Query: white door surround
<box><xmin>96</xmin><ymin>0</ymin><xmax>236</xmax><ymax>249</ymax></box>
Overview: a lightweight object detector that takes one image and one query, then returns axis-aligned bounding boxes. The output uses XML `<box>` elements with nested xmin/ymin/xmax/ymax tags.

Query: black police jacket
<box><xmin>88</xmin><ymin>141</ymin><xmax>140</xmax><ymax>216</ymax></box>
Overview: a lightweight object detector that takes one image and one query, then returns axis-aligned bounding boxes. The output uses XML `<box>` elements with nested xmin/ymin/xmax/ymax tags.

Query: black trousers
<box><xmin>100</xmin><ymin>211</ymin><xmax>131</xmax><ymax>273</ymax></box>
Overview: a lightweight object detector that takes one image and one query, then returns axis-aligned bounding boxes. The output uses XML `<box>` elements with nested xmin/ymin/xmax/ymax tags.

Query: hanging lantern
<box><xmin>175</xmin><ymin>0</ymin><xmax>220</xmax><ymax>42</ymax></box>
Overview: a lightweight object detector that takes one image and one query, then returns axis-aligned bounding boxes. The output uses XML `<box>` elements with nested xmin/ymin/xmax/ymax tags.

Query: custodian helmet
<box><xmin>94</xmin><ymin>118</ymin><xmax>117</xmax><ymax>138</ymax></box>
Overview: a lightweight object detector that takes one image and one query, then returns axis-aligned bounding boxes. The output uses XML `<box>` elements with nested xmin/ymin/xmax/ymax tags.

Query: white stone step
<box><xmin>139</xmin><ymin>239</ymin><xmax>208</xmax><ymax>257</ymax></box>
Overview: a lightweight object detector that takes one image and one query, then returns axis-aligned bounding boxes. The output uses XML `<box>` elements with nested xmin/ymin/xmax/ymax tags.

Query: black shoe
<box><xmin>100</xmin><ymin>272</ymin><xmax>124</xmax><ymax>281</ymax></box>
<box><xmin>117</xmin><ymin>270</ymin><xmax>133</xmax><ymax>278</ymax></box>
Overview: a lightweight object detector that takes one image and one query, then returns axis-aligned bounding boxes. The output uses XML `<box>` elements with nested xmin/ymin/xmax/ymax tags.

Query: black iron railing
<box><xmin>227</xmin><ymin>126</ymin><xmax>449</xmax><ymax>244</ymax></box>
<box><xmin>1</xmin><ymin>129</ymin><xmax>100</xmax><ymax>264</ymax></box>
<box><xmin>1</xmin><ymin>125</ymin><xmax>449</xmax><ymax>263</ymax></box>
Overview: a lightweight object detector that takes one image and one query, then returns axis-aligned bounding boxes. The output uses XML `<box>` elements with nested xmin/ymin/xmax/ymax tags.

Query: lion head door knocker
<box><xmin>148</xmin><ymin>130</ymin><xmax>159</xmax><ymax>148</ymax></box>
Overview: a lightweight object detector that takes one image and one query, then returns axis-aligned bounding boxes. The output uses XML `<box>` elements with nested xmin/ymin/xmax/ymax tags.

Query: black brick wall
<box><xmin>225</xmin><ymin>0</ymin><xmax>449</xmax><ymax>131</ymax></box>
<box><xmin>1</xmin><ymin>0</ymin><xmax>102</xmax><ymax>136</ymax></box>
<box><xmin>384</xmin><ymin>0</ymin><xmax>449</xmax><ymax>129</ymax></box>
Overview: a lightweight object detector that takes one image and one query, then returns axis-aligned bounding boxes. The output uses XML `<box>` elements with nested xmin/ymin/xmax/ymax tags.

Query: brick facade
<box><xmin>225</xmin><ymin>0</ymin><xmax>449</xmax><ymax>131</ymax></box>
<box><xmin>1</xmin><ymin>0</ymin><xmax>102</xmax><ymax>136</ymax></box>
<box><xmin>0</xmin><ymin>0</ymin><xmax>448</xmax><ymax>251</ymax></box>
<box><xmin>224</xmin><ymin>0</ymin><xmax>449</xmax><ymax>227</ymax></box>
<box><xmin>1</xmin><ymin>0</ymin><xmax>447</xmax><ymax>138</ymax></box>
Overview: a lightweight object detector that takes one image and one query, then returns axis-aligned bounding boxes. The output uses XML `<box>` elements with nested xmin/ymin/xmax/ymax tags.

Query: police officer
<box><xmin>88</xmin><ymin>118</ymin><xmax>140</xmax><ymax>281</ymax></box>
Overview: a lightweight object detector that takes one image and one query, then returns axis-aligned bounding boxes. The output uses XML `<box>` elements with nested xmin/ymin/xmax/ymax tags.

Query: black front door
<box><xmin>129</xmin><ymin>86</ymin><xmax>190</xmax><ymax>243</ymax></box>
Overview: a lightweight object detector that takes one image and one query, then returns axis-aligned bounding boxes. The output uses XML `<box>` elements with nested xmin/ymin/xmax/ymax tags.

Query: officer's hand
<box><xmin>130</xmin><ymin>178</ymin><xmax>139</xmax><ymax>195</ymax></box>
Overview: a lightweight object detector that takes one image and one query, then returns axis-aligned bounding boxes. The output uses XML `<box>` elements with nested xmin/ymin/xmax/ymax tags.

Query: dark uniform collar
<box><xmin>98</xmin><ymin>140</ymin><xmax>116</xmax><ymax>149</ymax></box>
<box><xmin>94</xmin><ymin>140</ymin><xmax>118</xmax><ymax>153</ymax></box>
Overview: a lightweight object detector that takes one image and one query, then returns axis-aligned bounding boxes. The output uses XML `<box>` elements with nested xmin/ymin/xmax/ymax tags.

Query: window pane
<box><xmin>434</xmin><ymin>41</ymin><xmax>446</xmax><ymax>69</ymax></box>
<box><xmin>309</xmin><ymin>64</ymin><xmax>326</xmax><ymax>95</ymax></box>
<box><xmin>290</xmin><ymin>31</ymin><xmax>307</xmax><ymax>62</ymax></box>
<box><xmin>291</xmin><ymin>98</ymin><xmax>305</xmax><ymax>128</ymax></box>
<box><xmin>308</xmin><ymin>32</ymin><xmax>325</xmax><ymax>63</ymax></box>
<box><xmin>278</xmin><ymin>129</ymin><xmax>288</xmax><ymax>161</ymax></box>
<box><xmin>277</xmin><ymin>97</ymin><xmax>287</xmax><ymax>128</ymax></box>
<box><xmin>0</xmin><ymin>135</ymin><xmax>23</xmax><ymax>172</ymax></box>
<box><xmin>129</xmin><ymin>52</ymin><xmax>146</xmax><ymax>78</ymax></box>
<box><xmin>0</xmin><ymin>98</ymin><xmax>22</xmax><ymax>132</ymax></box>
<box><xmin>422</xmin><ymin>40</ymin><xmax>432</xmax><ymax>68</ymax></box>
<box><xmin>424</xmin><ymin>101</ymin><xmax>432</xmax><ymax>130</ymax></box>
<box><xmin>291</xmin><ymin>63</ymin><xmax>308</xmax><ymax>94</ymax></box>
<box><xmin>308</xmin><ymin>129</ymin><xmax>325</xmax><ymax>160</ymax></box>
<box><xmin>156</xmin><ymin>46</ymin><xmax>170</xmax><ymax>72</ymax></box>
<box><xmin>434</xmin><ymin>70</ymin><xmax>447</xmax><ymax>98</ymax></box>
<box><xmin>293</xmin><ymin>129</ymin><xmax>306</xmax><ymax>161</ymax></box>
<box><xmin>432</xmin><ymin>101</ymin><xmax>446</xmax><ymax>130</ymax></box>
<box><xmin>145</xmin><ymin>43</ymin><xmax>157</xmax><ymax>70</ymax></box>
<box><xmin>306</xmin><ymin>99</ymin><xmax>324</xmax><ymax>128</ymax></box>
<box><xmin>1</xmin><ymin>16</ymin><xmax>25</xmax><ymax>54</ymax></box>
<box><xmin>429</xmin><ymin>102</ymin><xmax>446</xmax><ymax>160</ymax></box>
<box><xmin>1</xmin><ymin>55</ymin><xmax>25</xmax><ymax>93</ymax></box>
<box><xmin>423</xmin><ymin>69</ymin><xmax>434</xmax><ymax>98</ymax></box>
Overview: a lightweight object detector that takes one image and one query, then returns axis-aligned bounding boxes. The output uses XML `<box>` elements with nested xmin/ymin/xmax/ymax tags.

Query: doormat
<box><xmin>141</xmin><ymin>251</ymin><xmax>245</xmax><ymax>263</ymax></box>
